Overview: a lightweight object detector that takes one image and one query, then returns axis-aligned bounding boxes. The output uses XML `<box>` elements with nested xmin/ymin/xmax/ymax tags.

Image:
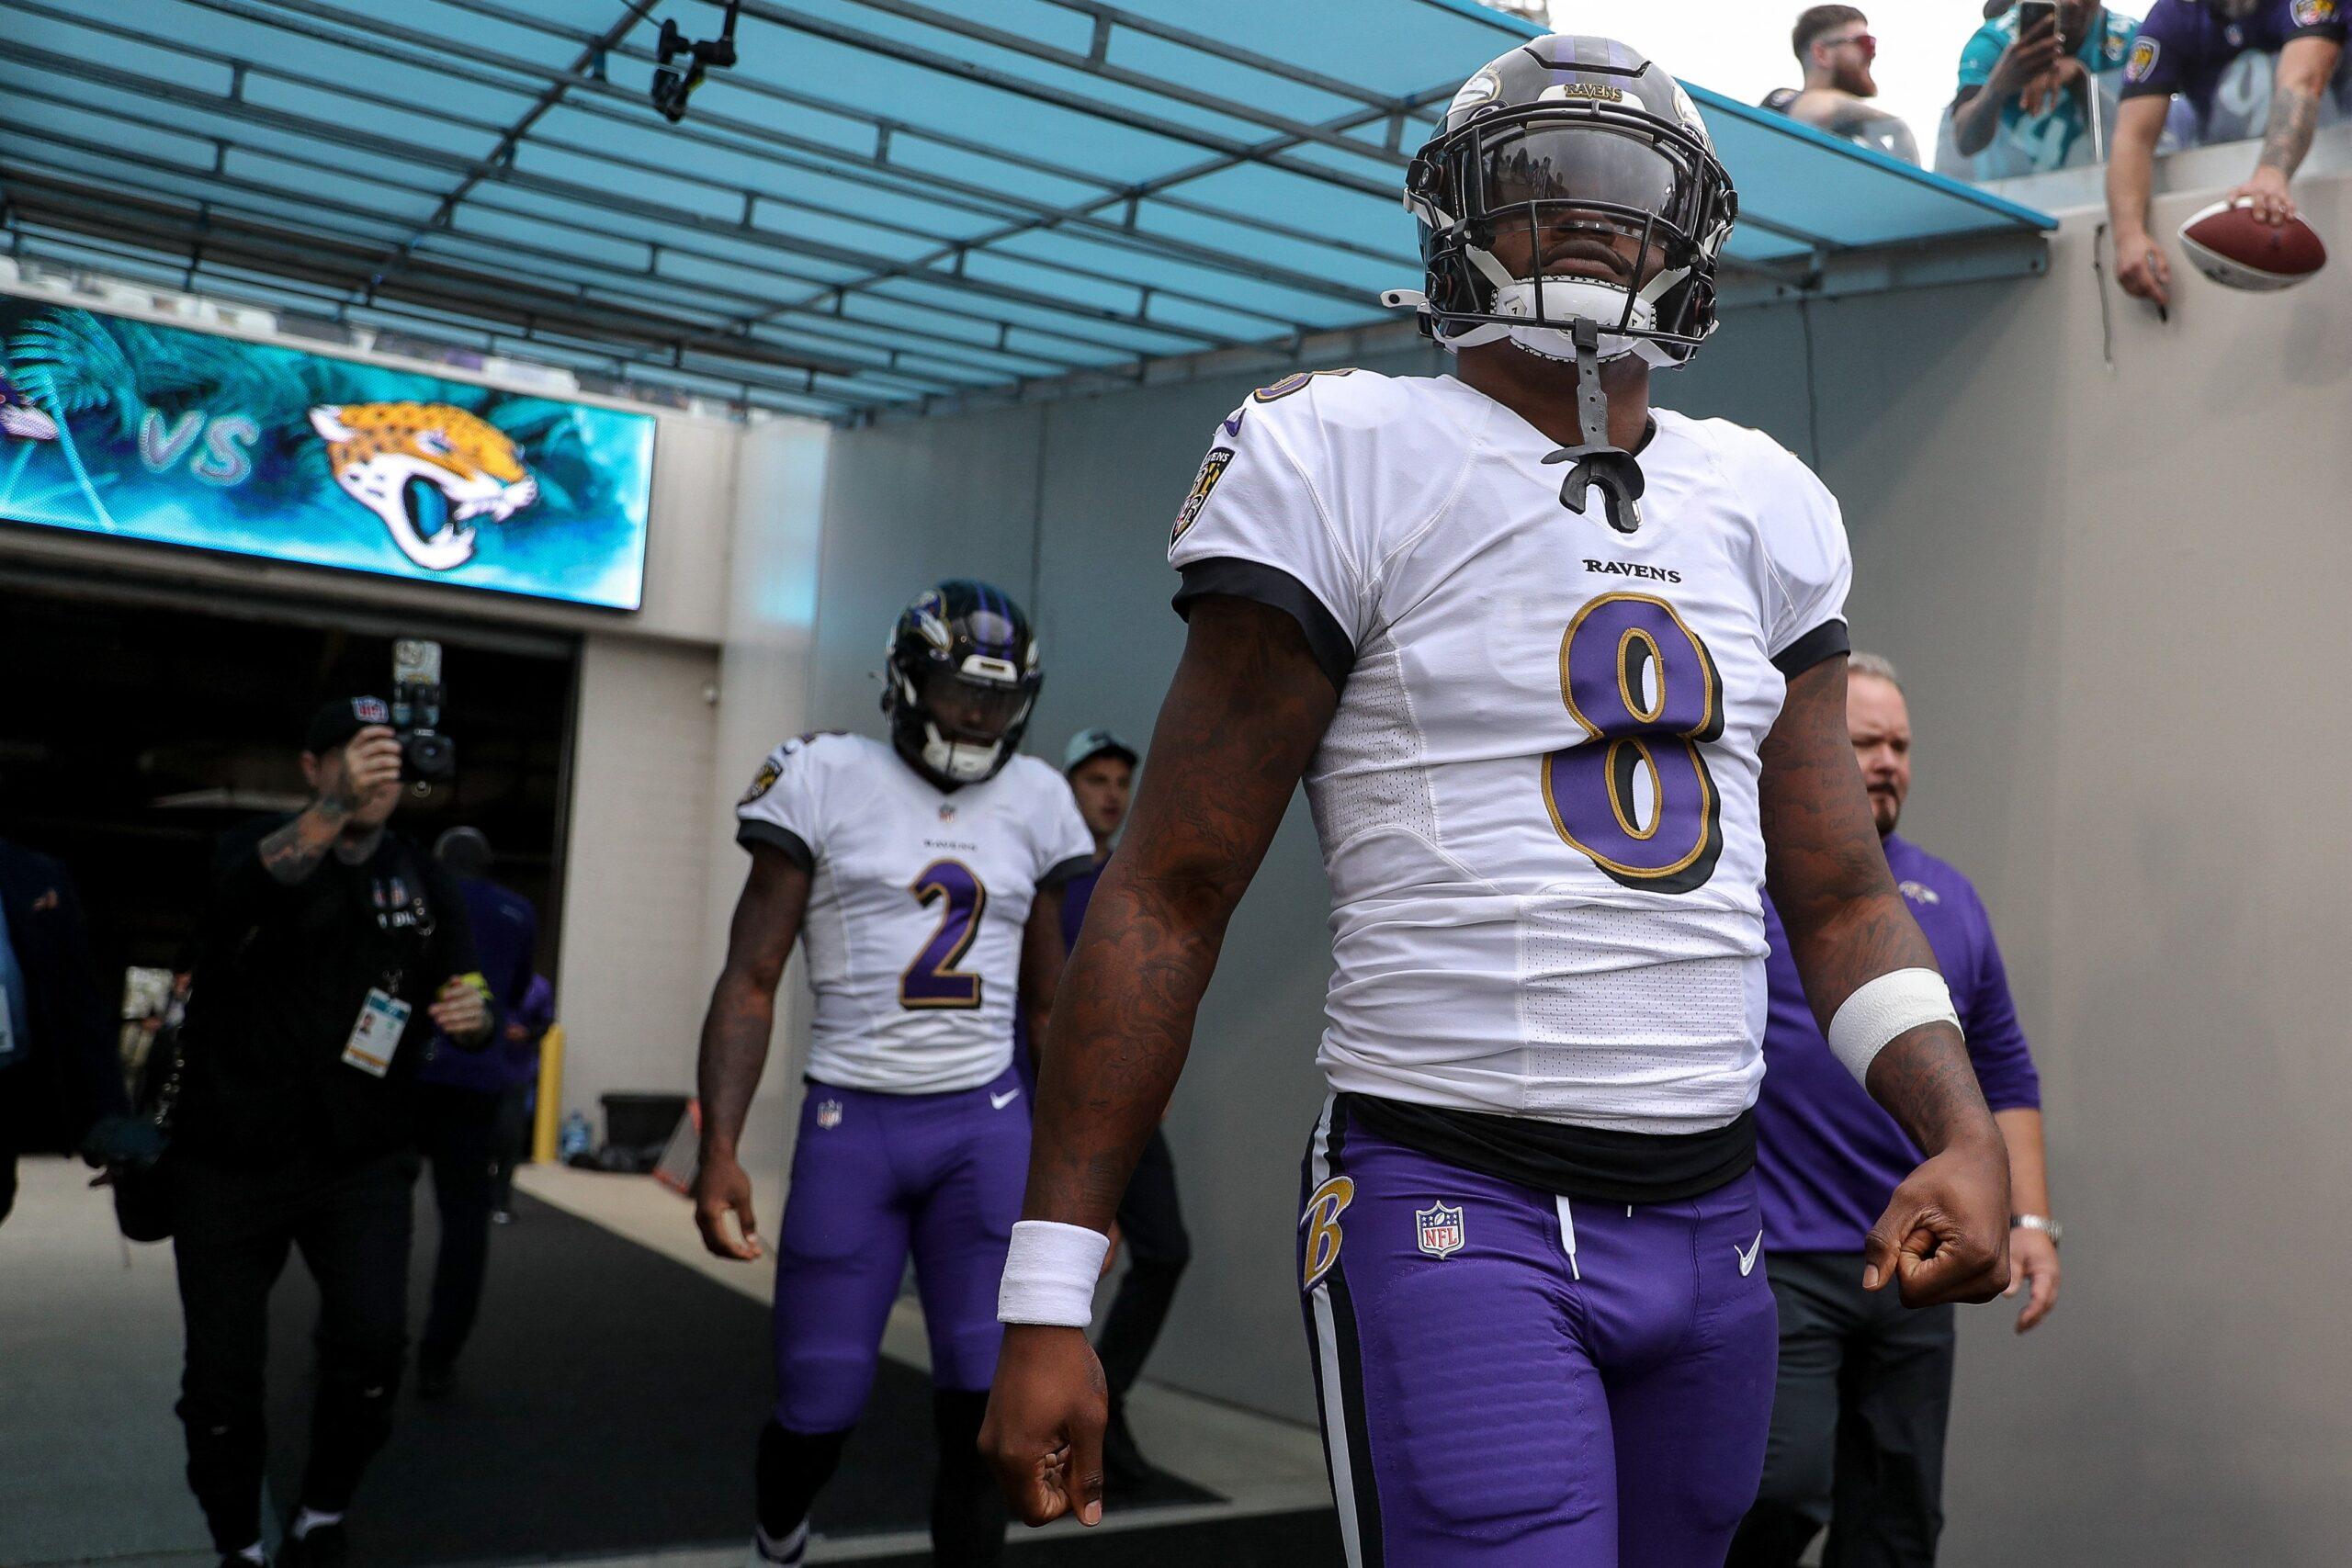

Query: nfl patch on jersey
<box><xmin>1416</xmin><ymin>1201</ymin><xmax>1466</xmax><ymax>1258</ymax></box>
<box><xmin>816</xmin><ymin>1098</ymin><xmax>843</xmax><ymax>1130</ymax></box>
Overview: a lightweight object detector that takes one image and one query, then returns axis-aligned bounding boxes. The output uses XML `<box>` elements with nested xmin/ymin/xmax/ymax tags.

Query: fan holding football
<box><xmin>2102</xmin><ymin>13</ymin><xmax>2346</xmax><ymax>310</ymax></box>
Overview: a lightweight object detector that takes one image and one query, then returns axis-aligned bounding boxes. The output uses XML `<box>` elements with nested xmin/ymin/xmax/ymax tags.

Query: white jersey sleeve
<box><xmin>1167</xmin><ymin>369</ymin><xmax>1467</xmax><ymax>690</ymax></box>
<box><xmin>1741</xmin><ymin>432</ymin><xmax>1855</xmax><ymax>674</ymax></box>
<box><xmin>1024</xmin><ymin>761</ymin><xmax>1096</xmax><ymax>888</ymax></box>
<box><xmin>734</xmin><ymin>732</ymin><xmax>831</xmax><ymax>868</ymax></box>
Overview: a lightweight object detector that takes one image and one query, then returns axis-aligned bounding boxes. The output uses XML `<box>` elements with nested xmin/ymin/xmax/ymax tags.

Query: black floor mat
<box><xmin>260</xmin><ymin>1181</ymin><xmax>1215</xmax><ymax>1564</ymax></box>
<box><xmin>862</xmin><ymin>1508</ymin><xmax>1345</xmax><ymax>1567</ymax></box>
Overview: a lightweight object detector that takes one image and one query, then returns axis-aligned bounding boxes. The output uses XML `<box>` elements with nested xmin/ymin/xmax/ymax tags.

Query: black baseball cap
<box><xmin>304</xmin><ymin>695</ymin><xmax>392</xmax><ymax>754</ymax></box>
<box><xmin>1062</xmin><ymin>728</ymin><xmax>1137</xmax><ymax>773</ymax></box>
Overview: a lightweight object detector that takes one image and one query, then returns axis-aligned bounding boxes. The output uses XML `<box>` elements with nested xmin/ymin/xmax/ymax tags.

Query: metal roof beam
<box><xmin>0</xmin><ymin>119</ymin><xmax>1126</xmax><ymax>379</ymax></box>
<box><xmin>361</xmin><ymin>1</ymin><xmax>662</xmax><ymax>309</ymax></box>
<box><xmin>0</xmin><ymin>46</ymin><xmax>1240</xmax><ymax>354</ymax></box>
<box><xmin>0</xmin><ymin>14</ymin><xmax>1349</xmax><ymax>331</ymax></box>
<box><xmin>831</xmin><ymin>0</ymin><xmax>1415</xmax><ymax>115</ymax></box>
<box><xmin>749</xmin><ymin>0</ymin><xmax>1407</xmax><ymax>168</ymax></box>
<box><xmin>365</xmin><ymin>0</ymin><xmax>1427</xmax><ymax>267</ymax></box>
<box><xmin>0</xmin><ymin>215</ymin><xmax>886</xmax><ymax>416</ymax></box>
<box><xmin>0</xmin><ymin>175</ymin><xmax>923</xmax><ymax>397</ymax></box>
<box><xmin>0</xmin><ymin>152</ymin><xmax>992</xmax><ymax>394</ymax></box>
<box><xmin>3</xmin><ymin>227</ymin><xmax>863</xmax><ymax>421</ymax></box>
<box><xmin>702</xmin><ymin>0</ymin><xmax>1403</xmax><ymax>199</ymax></box>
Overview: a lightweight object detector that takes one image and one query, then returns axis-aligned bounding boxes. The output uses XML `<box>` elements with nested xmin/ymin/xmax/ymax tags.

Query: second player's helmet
<box><xmin>1390</xmin><ymin>35</ymin><xmax>1738</xmax><ymax>368</ymax></box>
<box><xmin>882</xmin><ymin>580</ymin><xmax>1044</xmax><ymax>787</ymax></box>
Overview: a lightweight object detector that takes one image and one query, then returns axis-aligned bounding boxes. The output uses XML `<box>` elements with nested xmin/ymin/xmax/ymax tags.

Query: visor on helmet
<box><xmin>918</xmin><ymin>665</ymin><xmax>1031</xmax><ymax>743</ymax></box>
<box><xmin>1478</xmin><ymin>124</ymin><xmax>1690</xmax><ymax>225</ymax></box>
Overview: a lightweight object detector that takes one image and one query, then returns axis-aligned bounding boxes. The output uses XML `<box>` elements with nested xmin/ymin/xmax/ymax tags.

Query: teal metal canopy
<box><xmin>0</xmin><ymin>0</ymin><xmax>2055</xmax><ymax>422</ymax></box>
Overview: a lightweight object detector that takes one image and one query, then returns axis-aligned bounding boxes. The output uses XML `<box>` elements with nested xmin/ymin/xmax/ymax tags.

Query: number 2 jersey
<box><xmin>1169</xmin><ymin>369</ymin><xmax>1851</xmax><ymax>1144</ymax></box>
<box><xmin>736</xmin><ymin>733</ymin><xmax>1094</xmax><ymax>1094</ymax></box>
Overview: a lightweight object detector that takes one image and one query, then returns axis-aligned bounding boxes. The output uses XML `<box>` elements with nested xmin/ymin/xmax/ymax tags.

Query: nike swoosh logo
<box><xmin>1222</xmin><ymin>410</ymin><xmax>1246</xmax><ymax>437</ymax></box>
<box><xmin>989</xmin><ymin>1089</ymin><xmax>1021</xmax><ymax>1110</ymax></box>
<box><xmin>1736</xmin><ymin>1230</ymin><xmax>1764</xmax><ymax>1277</ymax></box>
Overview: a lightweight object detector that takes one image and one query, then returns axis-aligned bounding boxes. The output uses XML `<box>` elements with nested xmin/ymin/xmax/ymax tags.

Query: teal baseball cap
<box><xmin>1062</xmin><ymin>728</ymin><xmax>1137</xmax><ymax>773</ymax></box>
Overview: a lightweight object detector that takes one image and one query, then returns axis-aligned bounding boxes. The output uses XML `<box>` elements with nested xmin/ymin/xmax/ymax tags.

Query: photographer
<box><xmin>168</xmin><ymin>698</ymin><xmax>493</xmax><ymax>1567</ymax></box>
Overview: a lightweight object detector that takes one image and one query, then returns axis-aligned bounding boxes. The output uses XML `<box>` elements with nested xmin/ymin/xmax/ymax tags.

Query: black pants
<box><xmin>489</xmin><ymin>1080</ymin><xmax>533</xmax><ymax>1211</ymax></box>
<box><xmin>0</xmin><ymin>1149</ymin><xmax>17</xmax><ymax>1226</ymax></box>
<box><xmin>170</xmin><ymin>1150</ymin><xmax>418</xmax><ymax>1553</ymax></box>
<box><xmin>1728</xmin><ymin>1250</ymin><xmax>1957</xmax><ymax>1568</ymax></box>
<box><xmin>416</xmin><ymin>1082</ymin><xmax>503</xmax><ymax>1371</ymax></box>
<box><xmin>1095</xmin><ymin>1126</ymin><xmax>1191</xmax><ymax>1397</ymax></box>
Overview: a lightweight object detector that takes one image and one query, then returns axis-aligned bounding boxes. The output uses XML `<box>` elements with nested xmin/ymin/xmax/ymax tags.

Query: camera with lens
<box><xmin>391</xmin><ymin>638</ymin><xmax>456</xmax><ymax>785</ymax></box>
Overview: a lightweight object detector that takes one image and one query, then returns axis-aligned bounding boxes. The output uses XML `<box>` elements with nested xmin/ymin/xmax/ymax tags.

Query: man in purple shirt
<box><xmin>1730</xmin><ymin>655</ymin><xmax>2060</xmax><ymax>1568</ymax></box>
<box><xmin>413</xmin><ymin>827</ymin><xmax>538</xmax><ymax>1396</ymax></box>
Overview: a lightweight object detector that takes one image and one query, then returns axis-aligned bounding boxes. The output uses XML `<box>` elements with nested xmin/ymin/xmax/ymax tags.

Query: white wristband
<box><xmin>1826</xmin><ymin>968</ymin><xmax>1962</xmax><ymax>1085</ymax></box>
<box><xmin>998</xmin><ymin>1220</ymin><xmax>1110</xmax><ymax>1327</ymax></box>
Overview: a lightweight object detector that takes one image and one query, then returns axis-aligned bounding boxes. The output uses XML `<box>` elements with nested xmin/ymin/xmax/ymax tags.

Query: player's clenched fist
<box><xmin>982</xmin><ymin>1325</ymin><xmax>1108</xmax><ymax>1528</ymax></box>
<box><xmin>1863</xmin><ymin>1133</ymin><xmax>2011</xmax><ymax>1306</ymax></box>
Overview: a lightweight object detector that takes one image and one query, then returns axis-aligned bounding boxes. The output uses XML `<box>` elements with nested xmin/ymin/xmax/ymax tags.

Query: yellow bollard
<box><xmin>532</xmin><ymin>1022</ymin><xmax>565</xmax><ymax>1165</ymax></box>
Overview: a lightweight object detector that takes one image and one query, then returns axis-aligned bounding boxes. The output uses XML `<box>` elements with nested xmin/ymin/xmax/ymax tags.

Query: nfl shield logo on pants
<box><xmin>816</xmin><ymin>1100</ymin><xmax>843</xmax><ymax>1130</ymax></box>
<box><xmin>1416</xmin><ymin>1202</ymin><xmax>1465</xmax><ymax>1258</ymax></box>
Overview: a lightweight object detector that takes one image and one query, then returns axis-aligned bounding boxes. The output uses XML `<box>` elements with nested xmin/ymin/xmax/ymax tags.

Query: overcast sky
<box><xmin>1544</xmin><ymin>0</ymin><xmax>2008</xmax><ymax>158</ymax></box>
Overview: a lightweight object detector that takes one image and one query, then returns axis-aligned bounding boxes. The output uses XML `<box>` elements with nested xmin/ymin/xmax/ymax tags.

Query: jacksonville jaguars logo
<box><xmin>309</xmin><ymin>402</ymin><xmax>538</xmax><ymax>572</ymax></box>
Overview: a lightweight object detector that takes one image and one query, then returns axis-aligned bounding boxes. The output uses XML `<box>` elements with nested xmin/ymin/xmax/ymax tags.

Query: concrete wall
<box><xmin>812</xmin><ymin>160</ymin><xmax>2352</xmax><ymax>1561</ymax></box>
<box><xmin>556</xmin><ymin>414</ymin><xmax>833</xmax><ymax>1145</ymax></box>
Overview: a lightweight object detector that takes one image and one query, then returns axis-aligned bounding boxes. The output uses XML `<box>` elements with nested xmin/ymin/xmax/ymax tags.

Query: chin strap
<box><xmin>1540</xmin><ymin>319</ymin><xmax>1645</xmax><ymax>534</ymax></box>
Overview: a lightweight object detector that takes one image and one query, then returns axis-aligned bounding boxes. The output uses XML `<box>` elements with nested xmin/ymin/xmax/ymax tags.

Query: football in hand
<box><xmin>2177</xmin><ymin>199</ymin><xmax>2327</xmax><ymax>292</ymax></box>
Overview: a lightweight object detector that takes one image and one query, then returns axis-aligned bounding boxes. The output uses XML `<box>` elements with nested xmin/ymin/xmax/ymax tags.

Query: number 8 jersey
<box><xmin>737</xmin><ymin>733</ymin><xmax>1094</xmax><ymax>1093</ymax></box>
<box><xmin>1170</xmin><ymin>369</ymin><xmax>1852</xmax><ymax>1135</ymax></box>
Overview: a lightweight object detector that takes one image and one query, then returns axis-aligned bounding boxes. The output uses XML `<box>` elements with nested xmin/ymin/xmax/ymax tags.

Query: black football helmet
<box><xmin>882</xmin><ymin>580</ymin><xmax>1043</xmax><ymax>787</ymax></box>
<box><xmin>1386</xmin><ymin>35</ymin><xmax>1738</xmax><ymax>370</ymax></box>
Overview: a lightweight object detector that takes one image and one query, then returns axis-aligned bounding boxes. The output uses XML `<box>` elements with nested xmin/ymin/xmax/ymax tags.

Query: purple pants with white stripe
<box><xmin>1298</xmin><ymin>1097</ymin><xmax>1778</xmax><ymax>1566</ymax></box>
<box><xmin>770</xmin><ymin>1066</ymin><xmax>1030</xmax><ymax>1432</ymax></box>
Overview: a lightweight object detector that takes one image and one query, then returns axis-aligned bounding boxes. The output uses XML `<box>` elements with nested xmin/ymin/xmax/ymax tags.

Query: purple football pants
<box><xmin>1298</xmin><ymin>1097</ymin><xmax>1778</xmax><ymax>1566</ymax></box>
<box><xmin>771</xmin><ymin>1065</ymin><xmax>1030</xmax><ymax>1432</ymax></box>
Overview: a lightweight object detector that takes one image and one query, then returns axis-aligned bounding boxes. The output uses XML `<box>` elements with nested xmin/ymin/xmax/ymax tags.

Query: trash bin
<box><xmin>601</xmin><ymin>1092</ymin><xmax>691</xmax><ymax>1156</ymax></box>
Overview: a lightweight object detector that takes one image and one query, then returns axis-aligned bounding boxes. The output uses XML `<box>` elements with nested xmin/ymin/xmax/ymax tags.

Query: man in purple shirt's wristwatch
<box><xmin>1732</xmin><ymin>654</ymin><xmax>2062</xmax><ymax>1568</ymax></box>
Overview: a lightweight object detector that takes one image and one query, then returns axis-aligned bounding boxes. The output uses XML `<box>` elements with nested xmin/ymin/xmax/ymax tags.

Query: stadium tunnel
<box><xmin>2</xmin><ymin>1</ymin><xmax>2346</xmax><ymax>1564</ymax></box>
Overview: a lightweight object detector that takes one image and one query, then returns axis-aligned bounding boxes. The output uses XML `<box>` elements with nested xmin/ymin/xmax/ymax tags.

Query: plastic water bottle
<box><xmin>559</xmin><ymin>1111</ymin><xmax>594</xmax><ymax>1162</ymax></box>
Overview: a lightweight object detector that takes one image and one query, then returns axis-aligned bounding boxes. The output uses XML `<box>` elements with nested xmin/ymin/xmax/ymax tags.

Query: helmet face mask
<box><xmin>1398</xmin><ymin>39</ymin><xmax>1738</xmax><ymax>369</ymax></box>
<box><xmin>883</xmin><ymin>581</ymin><xmax>1043</xmax><ymax>787</ymax></box>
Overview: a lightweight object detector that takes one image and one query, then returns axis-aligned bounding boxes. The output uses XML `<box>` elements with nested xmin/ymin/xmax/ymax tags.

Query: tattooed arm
<box><xmin>259</xmin><ymin>727</ymin><xmax>401</xmax><ymax>885</ymax></box>
<box><xmin>2232</xmin><ymin>37</ymin><xmax>2343</xmax><ymax>225</ymax></box>
<box><xmin>984</xmin><ymin>595</ymin><xmax>1339</xmax><ymax>1527</ymax></box>
<box><xmin>690</xmin><ymin>842</ymin><xmax>811</xmax><ymax>1262</ymax></box>
<box><xmin>1760</xmin><ymin>657</ymin><xmax>2010</xmax><ymax>1306</ymax></box>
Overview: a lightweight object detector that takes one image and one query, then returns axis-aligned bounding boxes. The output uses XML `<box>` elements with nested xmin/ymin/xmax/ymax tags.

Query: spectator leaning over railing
<box><xmin>2108</xmin><ymin>0</ymin><xmax>2348</xmax><ymax>308</ymax></box>
<box><xmin>1951</xmin><ymin>3</ymin><xmax>2144</xmax><ymax>175</ymax></box>
<box><xmin>1774</xmin><ymin>6</ymin><xmax>1924</xmax><ymax>164</ymax></box>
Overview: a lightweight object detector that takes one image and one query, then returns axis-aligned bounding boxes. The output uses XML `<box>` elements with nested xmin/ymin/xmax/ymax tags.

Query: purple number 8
<box><xmin>900</xmin><ymin>859</ymin><xmax>988</xmax><ymax>1010</ymax></box>
<box><xmin>1540</xmin><ymin>593</ymin><xmax>1725</xmax><ymax>894</ymax></box>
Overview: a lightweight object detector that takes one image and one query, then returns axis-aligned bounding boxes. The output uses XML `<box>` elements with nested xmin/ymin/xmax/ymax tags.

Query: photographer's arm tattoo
<box><xmin>696</xmin><ymin>844</ymin><xmax>810</xmax><ymax>1162</ymax></box>
<box><xmin>256</xmin><ymin>786</ymin><xmax>356</xmax><ymax>886</ymax></box>
<box><xmin>1022</xmin><ymin>596</ymin><xmax>1336</xmax><ymax>1230</ymax></box>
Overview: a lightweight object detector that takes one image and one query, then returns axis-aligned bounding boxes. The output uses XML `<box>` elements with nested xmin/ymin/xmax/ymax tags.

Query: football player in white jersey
<box><xmin>984</xmin><ymin>37</ymin><xmax>2013</xmax><ymax>1568</ymax></box>
<box><xmin>692</xmin><ymin>581</ymin><xmax>1093</xmax><ymax>1568</ymax></box>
